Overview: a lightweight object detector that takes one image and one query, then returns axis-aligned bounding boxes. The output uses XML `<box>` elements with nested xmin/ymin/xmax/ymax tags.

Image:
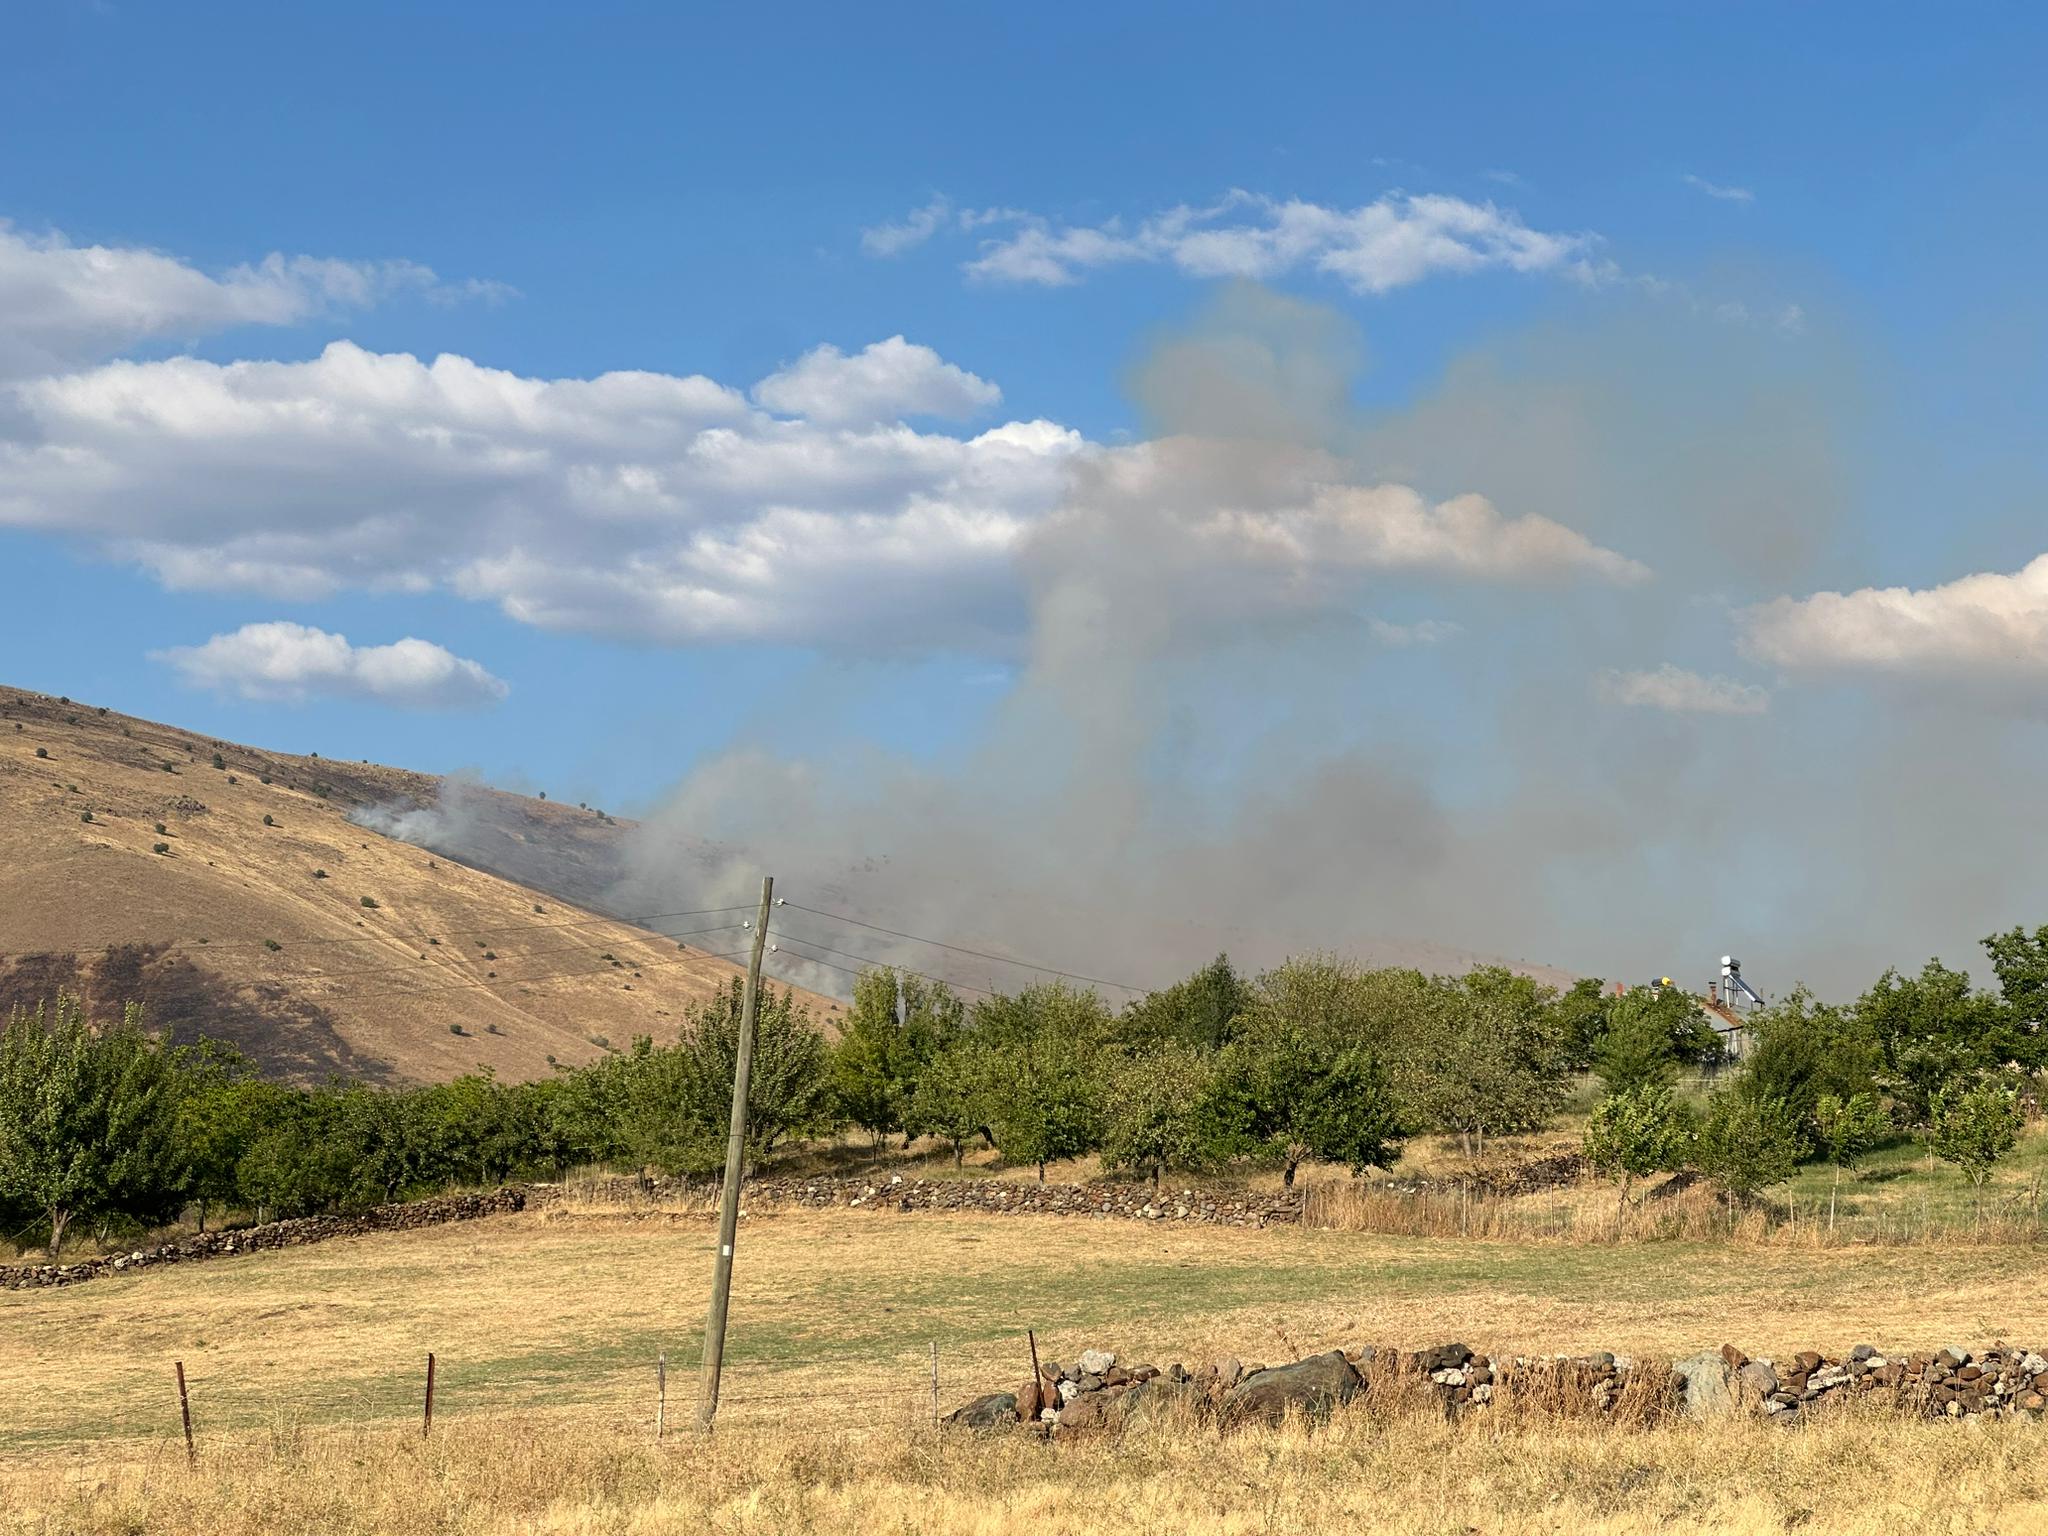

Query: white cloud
<box><xmin>752</xmin><ymin>336</ymin><xmax>1000</xmax><ymax>425</ymax></box>
<box><xmin>1739</xmin><ymin>555</ymin><xmax>2048</xmax><ymax>686</ymax></box>
<box><xmin>950</xmin><ymin>191</ymin><xmax>1597</xmax><ymax>294</ymax></box>
<box><xmin>0</xmin><ymin>340</ymin><xmax>1081</xmax><ymax>649</ymax></box>
<box><xmin>860</xmin><ymin>197</ymin><xmax>952</xmax><ymax>257</ymax></box>
<box><xmin>1</xmin><ymin>338</ymin><xmax>1644</xmax><ymax>652</ymax></box>
<box><xmin>0</xmin><ymin>223</ymin><xmax>509</xmax><ymax>380</ymax></box>
<box><xmin>1682</xmin><ymin>174</ymin><xmax>1755</xmax><ymax>204</ymax></box>
<box><xmin>154</xmin><ymin>622</ymin><xmax>509</xmax><ymax>709</ymax></box>
<box><xmin>1597</xmin><ymin>664</ymin><xmax>1770</xmax><ymax>715</ymax></box>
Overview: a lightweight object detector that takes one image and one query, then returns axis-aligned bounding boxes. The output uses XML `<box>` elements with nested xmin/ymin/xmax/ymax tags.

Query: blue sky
<box><xmin>5</xmin><ymin>4</ymin><xmax>2048</xmax><ymax>986</ymax></box>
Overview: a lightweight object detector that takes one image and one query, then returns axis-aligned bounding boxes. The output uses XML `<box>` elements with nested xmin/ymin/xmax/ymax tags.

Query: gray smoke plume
<box><xmin>592</xmin><ymin>282</ymin><xmax>2045</xmax><ymax>1004</ymax></box>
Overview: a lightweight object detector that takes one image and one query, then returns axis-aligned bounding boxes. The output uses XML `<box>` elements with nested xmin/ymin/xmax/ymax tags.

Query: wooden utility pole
<box><xmin>697</xmin><ymin>874</ymin><xmax>774</xmax><ymax>1429</ymax></box>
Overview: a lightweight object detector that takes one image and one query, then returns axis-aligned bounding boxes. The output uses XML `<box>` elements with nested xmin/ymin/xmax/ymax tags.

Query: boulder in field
<box><xmin>1673</xmin><ymin>1351</ymin><xmax>1734</xmax><ymax>1418</ymax></box>
<box><xmin>944</xmin><ymin>1392</ymin><xmax>1019</xmax><ymax>1429</ymax></box>
<box><xmin>1221</xmin><ymin>1351</ymin><xmax>1361</xmax><ymax>1428</ymax></box>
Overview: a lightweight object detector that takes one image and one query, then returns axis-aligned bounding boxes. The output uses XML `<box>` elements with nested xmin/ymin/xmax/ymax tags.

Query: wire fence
<box><xmin>116</xmin><ymin>1341</ymin><xmax>966</xmax><ymax>1460</ymax></box>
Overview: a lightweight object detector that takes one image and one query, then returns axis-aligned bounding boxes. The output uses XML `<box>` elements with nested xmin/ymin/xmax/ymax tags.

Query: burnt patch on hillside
<box><xmin>0</xmin><ymin>944</ymin><xmax>397</xmax><ymax>1086</ymax></box>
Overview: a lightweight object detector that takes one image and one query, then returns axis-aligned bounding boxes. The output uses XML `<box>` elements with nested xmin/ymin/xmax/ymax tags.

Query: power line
<box><xmin>781</xmin><ymin>901</ymin><xmax>1149</xmax><ymax>995</ymax></box>
<box><xmin>767</xmin><ymin>933</ymin><xmax>997</xmax><ymax>999</ymax></box>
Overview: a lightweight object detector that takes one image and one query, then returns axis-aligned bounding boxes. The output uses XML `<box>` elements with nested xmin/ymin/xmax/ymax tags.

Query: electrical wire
<box><xmin>780</xmin><ymin>901</ymin><xmax>1149</xmax><ymax>995</ymax></box>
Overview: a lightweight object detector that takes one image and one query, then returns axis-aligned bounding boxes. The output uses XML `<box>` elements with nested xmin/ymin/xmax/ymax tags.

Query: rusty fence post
<box><xmin>1027</xmin><ymin>1329</ymin><xmax>1042</xmax><ymax>1421</ymax></box>
<box><xmin>423</xmin><ymin>1352</ymin><xmax>436</xmax><ymax>1437</ymax></box>
<box><xmin>174</xmin><ymin>1361</ymin><xmax>195</xmax><ymax>1464</ymax></box>
<box><xmin>657</xmin><ymin>1353</ymin><xmax>667</xmax><ymax>1441</ymax></box>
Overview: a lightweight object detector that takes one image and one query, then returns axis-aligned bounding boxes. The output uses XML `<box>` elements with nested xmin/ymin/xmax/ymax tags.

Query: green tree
<box><xmin>1550</xmin><ymin>977</ymin><xmax>1613</xmax><ymax>1070</ymax></box>
<box><xmin>1593</xmin><ymin>991</ymin><xmax>1680</xmax><ymax>1094</ymax></box>
<box><xmin>1098</xmin><ymin>1043</ymin><xmax>1214</xmax><ymax>1187</ymax></box>
<box><xmin>170</xmin><ymin>1044</ymin><xmax>261</xmax><ymax>1231</ymax></box>
<box><xmin>1400</xmin><ymin>968</ymin><xmax>1571</xmax><ymax>1157</ymax></box>
<box><xmin>1856</xmin><ymin>959</ymin><xmax>2013</xmax><ymax>1124</ymax></box>
<box><xmin>1737</xmin><ymin>987</ymin><xmax>1880</xmax><ymax>1152</ymax></box>
<box><xmin>982</xmin><ymin>1024</ymin><xmax>1101</xmax><ymax>1181</ymax></box>
<box><xmin>904</xmin><ymin>1040</ymin><xmax>996</xmax><ymax>1166</ymax></box>
<box><xmin>1582</xmin><ymin>1085</ymin><xmax>1691</xmax><ymax>1216</ymax></box>
<box><xmin>830</xmin><ymin>968</ymin><xmax>964</xmax><ymax>1146</ymax></box>
<box><xmin>1812</xmin><ymin>1090</ymin><xmax>1889</xmax><ymax>1230</ymax></box>
<box><xmin>1980</xmin><ymin>925</ymin><xmax>2048</xmax><ymax>1072</ymax></box>
<box><xmin>0</xmin><ymin>997</ymin><xmax>188</xmax><ymax>1257</ymax></box>
<box><xmin>1929</xmin><ymin>1078</ymin><xmax>2023</xmax><ymax>1187</ymax></box>
<box><xmin>1693</xmin><ymin>1091</ymin><xmax>1799</xmax><ymax>1204</ymax></box>
<box><xmin>618</xmin><ymin>980</ymin><xmax>834</xmax><ymax>1176</ymax></box>
<box><xmin>1204</xmin><ymin>1016</ymin><xmax>1404</xmax><ymax>1185</ymax></box>
<box><xmin>1115</xmin><ymin>954</ymin><xmax>1251</xmax><ymax>1051</ymax></box>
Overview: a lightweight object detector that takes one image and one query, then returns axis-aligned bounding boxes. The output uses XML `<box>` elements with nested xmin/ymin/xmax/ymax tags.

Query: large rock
<box><xmin>944</xmin><ymin>1391</ymin><xmax>1019</xmax><ymax>1429</ymax></box>
<box><xmin>1054</xmin><ymin>1385</ymin><xmax>1127</xmax><ymax>1432</ymax></box>
<box><xmin>1674</xmin><ymin>1350</ymin><xmax>1734</xmax><ymax>1418</ymax></box>
<box><xmin>1221</xmin><ymin>1351</ymin><xmax>1361</xmax><ymax>1428</ymax></box>
<box><xmin>1077</xmin><ymin>1348</ymin><xmax>1116</xmax><ymax>1376</ymax></box>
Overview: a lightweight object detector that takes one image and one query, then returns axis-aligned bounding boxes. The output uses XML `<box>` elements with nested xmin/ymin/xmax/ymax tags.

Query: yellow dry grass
<box><xmin>0</xmin><ymin>683</ymin><xmax>835</xmax><ymax>1082</ymax></box>
<box><xmin>9</xmin><ymin>1386</ymin><xmax>2048</xmax><ymax>1534</ymax></box>
<box><xmin>11</xmin><ymin>1204</ymin><xmax>2048</xmax><ymax>1530</ymax></box>
<box><xmin>6</xmin><ymin>1204</ymin><xmax>2047</xmax><ymax>1454</ymax></box>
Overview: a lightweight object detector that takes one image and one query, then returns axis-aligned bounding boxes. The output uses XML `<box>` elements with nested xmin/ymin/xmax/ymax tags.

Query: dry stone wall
<box><xmin>948</xmin><ymin>1341</ymin><xmax>2048</xmax><ymax>1434</ymax></box>
<box><xmin>532</xmin><ymin>1172</ymin><xmax>1304</xmax><ymax>1226</ymax></box>
<box><xmin>0</xmin><ymin>1188</ymin><xmax>525</xmax><ymax>1291</ymax></box>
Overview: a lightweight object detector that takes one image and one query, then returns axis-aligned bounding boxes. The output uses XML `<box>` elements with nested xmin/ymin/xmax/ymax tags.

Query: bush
<box><xmin>449</xmin><ymin>1024</ymin><xmax>465</xmax><ymax>1037</ymax></box>
<box><xmin>1929</xmin><ymin>1078</ymin><xmax>2023</xmax><ymax>1186</ymax></box>
<box><xmin>211</xmin><ymin>753</ymin><xmax>225</xmax><ymax>770</ymax></box>
<box><xmin>154</xmin><ymin>822</ymin><xmax>166</xmax><ymax>836</ymax></box>
<box><xmin>79</xmin><ymin>810</ymin><xmax>92</xmax><ymax>824</ymax></box>
<box><xmin>262</xmin><ymin>814</ymin><xmax>275</xmax><ymax>827</ymax></box>
<box><xmin>263</xmin><ymin>939</ymin><xmax>282</xmax><ymax>952</ymax></box>
<box><xmin>152</xmin><ymin>843</ymin><xmax>170</xmax><ymax>855</ymax></box>
<box><xmin>360</xmin><ymin>896</ymin><xmax>379</xmax><ymax>909</ymax></box>
<box><xmin>34</xmin><ymin>747</ymin><xmax>46</xmax><ymax>759</ymax></box>
<box><xmin>312</xmin><ymin>869</ymin><xmax>327</xmax><ymax>879</ymax></box>
<box><xmin>1583</xmin><ymin>1086</ymin><xmax>1691</xmax><ymax>1213</ymax></box>
<box><xmin>1694</xmin><ymin>1092</ymin><xmax>1799</xmax><ymax>1202</ymax></box>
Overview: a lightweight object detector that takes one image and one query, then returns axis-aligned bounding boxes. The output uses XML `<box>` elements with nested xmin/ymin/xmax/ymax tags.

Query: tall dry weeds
<box><xmin>8</xmin><ymin>1396</ymin><xmax>2047</xmax><ymax>1536</ymax></box>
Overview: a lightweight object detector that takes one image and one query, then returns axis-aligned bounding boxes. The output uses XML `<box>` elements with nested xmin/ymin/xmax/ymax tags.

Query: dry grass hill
<box><xmin>0</xmin><ymin>683</ymin><xmax>836</xmax><ymax>1084</ymax></box>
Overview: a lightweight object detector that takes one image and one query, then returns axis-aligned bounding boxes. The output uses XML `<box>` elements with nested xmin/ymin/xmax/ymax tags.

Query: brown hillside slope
<box><xmin>0</xmin><ymin>684</ymin><xmax>835</xmax><ymax>1083</ymax></box>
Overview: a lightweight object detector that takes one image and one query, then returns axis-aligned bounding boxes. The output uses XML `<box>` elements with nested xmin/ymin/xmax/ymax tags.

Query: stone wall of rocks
<box><xmin>946</xmin><ymin>1340</ymin><xmax>2048</xmax><ymax>1435</ymax></box>
<box><xmin>0</xmin><ymin>1188</ymin><xmax>526</xmax><ymax>1291</ymax></box>
<box><xmin>530</xmin><ymin>1172</ymin><xmax>1304</xmax><ymax>1227</ymax></box>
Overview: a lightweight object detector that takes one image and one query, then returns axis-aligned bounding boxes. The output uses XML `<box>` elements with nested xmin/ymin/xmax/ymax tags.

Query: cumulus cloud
<box><xmin>951</xmin><ymin>191</ymin><xmax>1598</xmax><ymax>293</ymax></box>
<box><xmin>1682</xmin><ymin>174</ymin><xmax>1755</xmax><ymax>204</ymax></box>
<box><xmin>1596</xmin><ymin>664</ymin><xmax>1770</xmax><ymax>715</ymax></box>
<box><xmin>0</xmin><ymin>223</ymin><xmax>509</xmax><ymax>380</ymax></box>
<box><xmin>154</xmin><ymin>622</ymin><xmax>509</xmax><ymax>708</ymax></box>
<box><xmin>752</xmin><ymin>336</ymin><xmax>1000</xmax><ymax>425</ymax></box>
<box><xmin>0</xmin><ymin>333</ymin><xmax>1641</xmax><ymax>651</ymax></box>
<box><xmin>860</xmin><ymin>197</ymin><xmax>953</xmax><ymax>257</ymax></box>
<box><xmin>1740</xmin><ymin>555</ymin><xmax>2048</xmax><ymax>687</ymax></box>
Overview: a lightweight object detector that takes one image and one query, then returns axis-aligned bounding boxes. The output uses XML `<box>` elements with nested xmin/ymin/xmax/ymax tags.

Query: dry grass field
<box><xmin>8</xmin><ymin>1202</ymin><xmax>2048</xmax><ymax>1531</ymax></box>
<box><xmin>0</xmin><ymin>684</ymin><xmax>835</xmax><ymax>1082</ymax></box>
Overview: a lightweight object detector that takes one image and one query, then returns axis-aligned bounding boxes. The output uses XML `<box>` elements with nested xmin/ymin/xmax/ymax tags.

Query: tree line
<box><xmin>5</xmin><ymin>924</ymin><xmax>2047</xmax><ymax>1257</ymax></box>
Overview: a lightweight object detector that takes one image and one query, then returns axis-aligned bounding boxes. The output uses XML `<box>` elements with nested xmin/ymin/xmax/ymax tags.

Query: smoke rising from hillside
<box><xmin>602</xmin><ymin>284</ymin><xmax>2043</xmax><ymax>1002</ymax></box>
